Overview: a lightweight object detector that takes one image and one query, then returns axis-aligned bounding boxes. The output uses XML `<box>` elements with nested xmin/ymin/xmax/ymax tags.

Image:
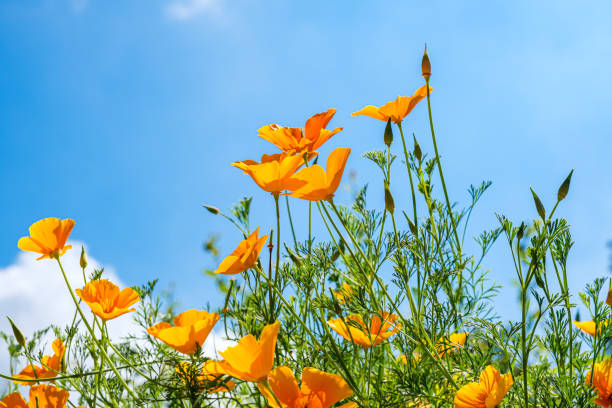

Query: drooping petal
<box><xmin>301</xmin><ymin>367</ymin><xmax>353</xmax><ymax>408</ymax></box>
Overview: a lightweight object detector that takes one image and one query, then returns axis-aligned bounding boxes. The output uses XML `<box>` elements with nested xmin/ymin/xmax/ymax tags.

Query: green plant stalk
<box><xmin>285</xmin><ymin>195</ymin><xmax>298</xmax><ymax>249</ymax></box>
<box><xmin>397</xmin><ymin>123</ymin><xmax>418</xmax><ymax>234</ymax></box>
<box><xmin>273</xmin><ymin>194</ymin><xmax>282</xmax><ymax>323</ymax></box>
<box><xmin>309</xmin><ymin>201</ymin><xmax>312</xmax><ymax>254</ymax></box>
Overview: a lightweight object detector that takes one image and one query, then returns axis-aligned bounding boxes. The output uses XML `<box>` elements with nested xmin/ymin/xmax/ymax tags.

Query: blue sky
<box><xmin>2</xmin><ymin>0</ymin><xmax>612</xmax><ymax>323</ymax></box>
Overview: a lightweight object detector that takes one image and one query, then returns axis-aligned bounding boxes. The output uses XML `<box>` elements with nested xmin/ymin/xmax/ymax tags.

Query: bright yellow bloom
<box><xmin>1</xmin><ymin>384</ymin><xmax>70</xmax><ymax>408</ymax></box>
<box><xmin>454</xmin><ymin>365</ymin><xmax>513</xmax><ymax>408</ymax></box>
<box><xmin>586</xmin><ymin>358</ymin><xmax>612</xmax><ymax>407</ymax></box>
<box><xmin>257</xmin><ymin>366</ymin><xmax>353</xmax><ymax>408</ymax></box>
<box><xmin>214</xmin><ymin>228</ymin><xmax>268</xmax><ymax>275</ymax></box>
<box><xmin>217</xmin><ymin>321</ymin><xmax>280</xmax><ymax>382</ymax></box>
<box><xmin>333</xmin><ymin>283</ymin><xmax>353</xmax><ymax>304</ymax></box>
<box><xmin>352</xmin><ymin>85</ymin><xmax>432</xmax><ymax>124</ymax></box>
<box><xmin>285</xmin><ymin>147</ymin><xmax>351</xmax><ymax>202</ymax></box>
<box><xmin>574</xmin><ymin>320</ymin><xmax>609</xmax><ymax>337</ymax></box>
<box><xmin>148</xmin><ymin>309</ymin><xmax>220</xmax><ymax>354</ymax></box>
<box><xmin>327</xmin><ymin>312</ymin><xmax>400</xmax><ymax>348</ymax></box>
<box><xmin>14</xmin><ymin>339</ymin><xmax>65</xmax><ymax>385</ymax></box>
<box><xmin>18</xmin><ymin>218</ymin><xmax>75</xmax><ymax>260</ymax></box>
<box><xmin>232</xmin><ymin>153</ymin><xmax>308</xmax><ymax>195</ymax></box>
<box><xmin>437</xmin><ymin>332</ymin><xmax>469</xmax><ymax>357</ymax></box>
<box><xmin>258</xmin><ymin>109</ymin><xmax>343</xmax><ymax>154</ymax></box>
<box><xmin>175</xmin><ymin>361</ymin><xmax>235</xmax><ymax>393</ymax></box>
<box><xmin>75</xmin><ymin>279</ymin><xmax>140</xmax><ymax>321</ymax></box>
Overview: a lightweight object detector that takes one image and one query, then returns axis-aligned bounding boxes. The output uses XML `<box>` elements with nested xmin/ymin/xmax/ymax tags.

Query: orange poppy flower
<box><xmin>17</xmin><ymin>218</ymin><xmax>75</xmax><ymax>260</ymax></box>
<box><xmin>257</xmin><ymin>366</ymin><xmax>353</xmax><ymax>408</ymax></box>
<box><xmin>586</xmin><ymin>358</ymin><xmax>612</xmax><ymax>407</ymax></box>
<box><xmin>333</xmin><ymin>283</ymin><xmax>353</xmax><ymax>304</ymax></box>
<box><xmin>75</xmin><ymin>279</ymin><xmax>140</xmax><ymax>321</ymax></box>
<box><xmin>454</xmin><ymin>365</ymin><xmax>513</xmax><ymax>408</ymax></box>
<box><xmin>284</xmin><ymin>147</ymin><xmax>351</xmax><ymax>202</ymax></box>
<box><xmin>14</xmin><ymin>338</ymin><xmax>65</xmax><ymax>385</ymax></box>
<box><xmin>574</xmin><ymin>320</ymin><xmax>609</xmax><ymax>337</ymax></box>
<box><xmin>147</xmin><ymin>309</ymin><xmax>220</xmax><ymax>354</ymax></box>
<box><xmin>437</xmin><ymin>332</ymin><xmax>469</xmax><ymax>357</ymax></box>
<box><xmin>175</xmin><ymin>361</ymin><xmax>235</xmax><ymax>393</ymax></box>
<box><xmin>258</xmin><ymin>109</ymin><xmax>343</xmax><ymax>154</ymax></box>
<box><xmin>352</xmin><ymin>85</ymin><xmax>432</xmax><ymax>124</ymax></box>
<box><xmin>1</xmin><ymin>384</ymin><xmax>70</xmax><ymax>408</ymax></box>
<box><xmin>215</xmin><ymin>227</ymin><xmax>268</xmax><ymax>275</ymax></box>
<box><xmin>232</xmin><ymin>153</ymin><xmax>309</xmax><ymax>195</ymax></box>
<box><xmin>217</xmin><ymin>321</ymin><xmax>280</xmax><ymax>382</ymax></box>
<box><xmin>327</xmin><ymin>312</ymin><xmax>401</xmax><ymax>348</ymax></box>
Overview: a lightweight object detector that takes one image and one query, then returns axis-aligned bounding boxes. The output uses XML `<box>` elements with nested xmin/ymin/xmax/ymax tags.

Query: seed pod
<box><xmin>80</xmin><ymin>246</ymin><xmax>88</xmax><ymax>269</ymax></box>
<box><xmin>606</xmin><ymin>287</ymin><xmax>612</xmax><ymax>306</ymax></box>
<box><xmin>421</xmin><ymin>46</ymin><xmax>431</xmax><ymax>80</ymax></box>
<box><xmin>384</xmin><ymin>119</ymin><xmax>393</xmax><ymax>147</ymax></box>
<box><xmin>413</xmin><ymin>134</ymin><xmax>422</xmax><ymax>162</ymax></box>
<box><xmin>534</xmin><ymin>271</ymin><xmax>546</xmax><ymax>290</ymax></box>
<box><xmin>7</xmin><ymin>317</ymin><xmax>26</xmax><ymax>348</ymax></box>
<box><xmin>284</xmin><ymin>244</ymin><xmax>302</xmax><ymax>267</ymax></box>
<box><xmin>384</xmin><ymin>185</ymin><xmax>395</xmax><ymax>213</ymax></box>
<box><xmin>530</xmin><ymin>188</ymin><xmax>546</xmax><ymax>220</ymax></box>
<box><xmin>202</xmin><ymin>205</ymin><xmax>220</xmax><ymax>215</ymax></box>
<box><xmin>557</xmin><ymin>169</ymin><xmax>574</xmax><ymax>202</ymax></box>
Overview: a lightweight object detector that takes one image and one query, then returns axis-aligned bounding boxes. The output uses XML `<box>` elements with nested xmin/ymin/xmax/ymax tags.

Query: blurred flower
<box><xmin>217</xmin><ymin>321</ymin><xmax>280</xmax><ymax>382</ymax></box>
<box><xmin>352</xmin><ymin>85</ymin><xmax>432</xmax><ymax>124</ymax></box>
<box><xmin>586</xmin><ymin>358</ymin><xmax>612</xmax><ymax>407</ymax></box>
<box><xmin>214</xmin><ymin>228</ymin><xmax>268</xmax><ymax>275</ymax></box>
<box><xmin>285</xmin><ymin>147</ymin><xmax>351</xmax><ymax>202</ymax></box>
<box><xmin>454</xmin><ymin>365</ymin><xmax>513</xmax><ymax>408</ymax></box>
<box><xmin>232</xmin><ymin>153</ymin><xmax>308</xmax><ymax>195</ymax></box>
<box><xmin>398</xmin><ymin>352</ymin><xmax>421</xmax><ymax>367</ymax></box>
<box><xmin>18</xmin><ymin>218</ymin><xmax>75</xmax><ymax>260</ymax></box>
<box><xmin>437</xmin><ymin>332</ymin><xmax>469</xmax><ymax>357</ymax></box>
<box><xmin>333</xmin><ymin>283</ymin><xmax>353</xmax><ymax>304</ymax></box>
<box><xmin>147</xmin><ymin>309</ymin><xmax>220</xmax><ymax>354</ymax></box>
<box><xmin>257</xmin><ymin>366</ymin><xmax>353</xmax><ymax>408</ymax></box>
<box><xmin>574</xmin><ymin>320</ymin><xmax>609</xmax><ymax>337</ymax></box>
<box><xmin>14</xmin><ymin>339</ymin><xmax>65</xmax><ymax>385</ymax></box>
<box><xmin>175</xmin><ymin>361</ymin><xmax>235</xmax><ymax>393</ymax></box>
<box><xmin>327</xmin><ymin>312</ymin><xmax>401</xmax><ymax>348</ymax></box>
<box><xmin>1</xmin><ymin>384</ymin><xmax>70</xmax><ymax>408</ymax></box>
<box><xmin>258</xmin><ymin>109</ymin><xmax>343</xmax><ymax>154</ymax></box>
<box><xmin>75</xmin><ymin>279</ymin><xmax>140</xmax><ymax>321</ymax></box>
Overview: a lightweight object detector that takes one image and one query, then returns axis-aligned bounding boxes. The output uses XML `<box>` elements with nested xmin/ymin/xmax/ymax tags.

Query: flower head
<box><xmin>327</xmin><ymin>312</ymin><xmax>401</xmax><ymax>348</ymax></box>
<box><xmin>217</xmin><ymin>321</ymin><xmax>280</xmax><ymax>382</ymax></box>
<box><xmin>75</xmin><ymin>279</ymin><xmax>140</xmax><ymax>321</ymax></box>
<box><xmin>454</xmin><ymin>365</ymin><xmax>513</xmax><ymax>408</ymax></box>
<box><xmin>148</xmin><ymin>309</ymin><xmax>220</xmax><ymax>354</ymax></box>
<box><xmin>574</xmin><ymin>320</ymin><xmax>609</xmax><ymax>337</ymax></box>
<box><xmin>333</xmin><ymin>283</ymin><xmax>353</xmax><ymax>304</ymax></box>
<box><xmin>232</xmin><ymin>153</ymin><xmax>308</xmax><ymax>195</ymax></box>
<box><xmin>175</xmin><ymin>361</ymin><xmax>235</xmax><ymax>393</ymax></box>
<box><xmin>258</xmin><ymin>109</ymin><xmax>343</xmax><ymax>154</ymax></box>
<box><xmin>587</xmin><ymin>358</ymin><xmax>612</xmax><ymax>407</ymax></box>
<box><xmin>1</xmin><ymin>384</ymin><xmax>70</xmax><ymax>408</ymax></box>
<box><xmin>18</xmin><ymin>218</ymin><xmax>75</xmax><ymax>260</ymax></box>
<box><xmin>437</xmin><ymin>332</ymin><xmax>469</xmax><ymax>357</ymax></box>
<box><xmin>352</xmin><ymin>85</ymin><xmax>432</xmax><ymax>124</ymax></box>
<box><xmin>215</xmin><ymin>228</ymin><xmax>268</xmax><ymax>275</ymax></box>
<box><xmin>257</xmin><ymin>366</ymin><xmax>353</xmax><ymax>408</ymax></box>
<box><xmin>284</xmin><ymin>147</ymin><xmax>351</xmax><ymax>202</ymax></box>
<box><xmin>14</xmin><ymin>339</ymin><xmax>65</xmax><ymax>385</ymax></box>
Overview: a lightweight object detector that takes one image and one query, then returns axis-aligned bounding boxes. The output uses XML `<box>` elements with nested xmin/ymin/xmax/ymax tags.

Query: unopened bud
<box><xmin>80</xmin><ymin>246</ymin><xmax>88</xmax><ymax>269</ymax></box>
<box><xmin>384</xmin><ymin>119</ymin><xmax>393</xmax><ymax>147</ymax></box>
<box><xmin>530</xmin><ymin>188</ymin><xmax>546</xmax><ymax>220</ymax></box>
<box><xmin>202</xmin><ymin>205</ymin><xmax>220</xmax><ymax>215</ymax></box>
<box><xmin>421</xmin><ymin>45</ymin><xmax>431</xmax><ymax>80</ymax></box>
<box><xmin>7</xmin><ymin>317</ymin><xmax>26</xmax><ymax>348</ymax></box>
<box><xmin>557</xmin><ymin>169</ymin><xmax>574</xmax><ymax>202</ymax></box>
<box><xmin>606</xmin><ymin>287</ymin><xmax>612</xmax><ymax>306</ymax></box>
<box><xmin>413</xmin><ymin>134</ymin><xmax>422</xmax><ymax>162</ymax></box>
<box><xmin>517</xmin><ymin>222</ymin><xmax>526</xmax><ymax>241</ymax></box>
<box><xmin>284</xmin><ymin>244</ymin><xmax>302</xmax><ymax>267</ymax></box>
<box><xmin>384</xmin><ymin>185</ymin><xmax>395</xmax><ymax>213</ymax></box>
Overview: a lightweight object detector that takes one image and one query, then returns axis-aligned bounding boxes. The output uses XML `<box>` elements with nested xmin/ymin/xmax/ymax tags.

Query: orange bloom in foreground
<box><xmin>176</xmin><ymin>361</ymin><xmax>235</xmax><ymax>393</ymax></box>
<box><xmin>352</xmin><ymin>85</ymin><xmax>432</xmax><ymax>124</ymax></box>
<box><xmin>327</xmin><ymin>312</ymin><xmax>400</xmax><ymax>348</ymax></box>
<box><xmin>587</xmin><ymin>358</ymin><xmax>612</xmax><ymax>407</ymax></box>
<box><xmin>18</xmin><ymin>218</ymin><xmax>75</xmax><ymax>260</ymax></box>
<box><xmin>258</xmin><ymin>109</ymin><xmax>343</xmax><ymax>154</ymax></box>
<box><xmin>1</xmin><ymin>384</ymin><xmax>69</xmax><ymax>408</ymax></box>
<box><xmin>217</xmin><ymin>321</ymin><xmax>280</xmax><ymax>382</ymax></box>
<box><xmin>574</xmin><ymin>320</ymin><xmax>609</xmax><ymax>337</ymax></box>
<box><xmin>215</xmin><ymin>228</ymin><xmax>268</xmax><ymax>275</ymax></box>
<box><xmin>14</xmin><ymin>339</ymin><xmax>65</xmax><ymax>385</ymax></box>
<box><xmin>285</xmin><ymin>147</ymin><xmax>351</xmax><ymax>202</ymax></box>
<box><xmin>232</xmin><ymin>153</ymin><xmax>308</xmax><ymax>195</ymax></box>
<box><xmin>454</xmin><ymin>365</ymin><xmax>513</xmax><ymax>408</ymax></box>
<box><xmin>257</xmin><ymin>366</ymin><xmax>353</xmax><ymax>408</ymax></box>
<box><xmin>148</xmin><ymin>309</ymin><xmax>220</xmax><ymax>354</ymax></box>
<box><xmin>75</xmin><ymin>279</ymin><xmax>140</xmax><ymax>321</ymax></box>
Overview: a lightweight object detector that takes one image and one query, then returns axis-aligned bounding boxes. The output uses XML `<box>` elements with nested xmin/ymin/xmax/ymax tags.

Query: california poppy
<box><xmin>574</xmin><ymin>320</ymin><xmax>609</xmax><ymax>337</ymax></box>
<box><xmin>327</xmin><ymin>312</ymin><xmax>400</xmax><ymax>348</ymax></box>
<box><xmin>437</xmin><ymin>333</ymin><xmax>469</xmax><ymax>357</ymax></box>
<box><xmin>18</xmin><ymin>218</ymin><xmax>75</xmax><ymax>260</ymax></box>
<box><xmin>14</xmin><ymin>338</ymin><xmax>65</xmax><ymax>385</ymax></box>
<box><xmin>333</xmin><ymin>283</ymin><xmax>353</xmax><ymax>304</ymax></box>
<box><xmin>75</xmin><ymin>279</ymin><xmax>140</xmax><ymax>321</ymax></box>
<box><xmin>232</xmin><ymin>153</ymin><xmax>308</xmax><ymax>195</ymax></box>
<box><xmin>285</xmin><ymin>147</ymin><xmax>351</xmax><ymax>202</ymax></box>
<box><xmin>148</xmin><ymin>309</ymin><xmax>220</xmax><ymax>354</ymax></box>
<box><xmin>258</xmin><ymin>109</ymin><xmax>343</xmax><ymax>154</ymax></box>
<box><xmin>352</xmin><ymin>85</ymin><xmax>432</xmax><ymax>124</ymax></box>
<box><xmin>586</xmin><ymin>358</ymin><xmax>612</xmax><ymax>407</ymax></box>
<box><xmin>1</xmin><ymin>384</ymin><xmax>70</xmax><ymax>408</ymax></box>
<box><xmin>257</xmin><ymin>366</ymin><xmax>353</xmax><ymax>408</ymax></box>
<box><xmin>454</xmin><ymin>365</ymin><xmax>513</xmax><ymax>408</ymax></box>
<box><xmin>217</xmin><ymin>321</ymin><xmax>280</xmax><ymax>382</ymax></box>
<box><xmin>215</xmin><ymin>228</ymin><xmax>268</xmax><ymax>275</ymax></box>
<box><xmin>175</xmin><ymin>361</ymin><xmax>235</xmax><ymax>393</ymax></box>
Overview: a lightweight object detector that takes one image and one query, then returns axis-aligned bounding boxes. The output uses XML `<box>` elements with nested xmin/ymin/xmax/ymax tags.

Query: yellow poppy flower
<box><xmin>327</xmin><ymin>312</ymin><xmax>400</xmax><ymax>348</ymax></box>
<box><xmin>14</xmin><ymin>338</ymin><xmax>65</xmax><ymax>385</ymax></box>
<box><xmin>352</xmin><ymin>85</ymin><xmax>432</xmax><ymax>124</ymax></box>
<box><xmin>574</xmin><ymin>320</ymin><xmax>609</xmax><ymax>337</ymax></box>
<box><xmin>147</xmin><ymin>309</ymin><xmax>220</xmax><ymax>354</ymax></box>
<box><xmin>1</xmin><ymin>384</ymin><xmax>70</xmax><ymax>408</ymax></box>
<box><xmin>17</xmin><ymin>218</ymin><xmax>75</xmax><ymax>260</ymax></box>
<box><xmin>232</xmin><ymin>153</ymin><xmax>308</xmax><ymax>195</ymax></box>
<box><xmin>586</xmin><ymin>358</ymin><xmax>612</xmax><ymax>407</ymax></box>
<box><xmin>437</xmin><ymin>332</ymin><xmax>469</xmax><ymax>357</ymax></box>
<box><xmin>75</xmin><ymin>279</ymin><xmax>140</xmax><ymax>321</ymax></box>
<box><xmin>333</xmin><ymin>283</ymin><xmax>353</xmax><ymax>304</ymax></box>
<box><xmin>214</xmin><ymin>227</ymin><xmax>268</xmax><ymax>275</ymax></box>
<box><xmin>454</xmin><ymin>365</ymin><xmax>513</xmax><ymax>408</ymax></box>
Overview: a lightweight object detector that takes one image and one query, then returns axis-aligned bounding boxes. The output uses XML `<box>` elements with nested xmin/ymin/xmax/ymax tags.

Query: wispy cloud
<box><xmin>164</xmin><ymin>0</ymin><xmax>222</xmax><ymax>20</ymax></box>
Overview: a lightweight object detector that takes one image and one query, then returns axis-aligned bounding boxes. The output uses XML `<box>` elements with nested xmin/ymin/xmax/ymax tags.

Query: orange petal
<box><xmin>301</xmin><ymin>367</ymin><xmax>353</xmax><ymax>408</ymax></box>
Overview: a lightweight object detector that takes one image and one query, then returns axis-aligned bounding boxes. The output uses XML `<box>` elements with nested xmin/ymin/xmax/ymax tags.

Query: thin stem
<box><xmin>397</xmin><ymin>123</ymin><xmax>418</xmax><ymax>234</ymax></box>
<box><xmin>285</xmin><ymin>195</ymin><xmax>298</xmax><ymax>248</ymax></box>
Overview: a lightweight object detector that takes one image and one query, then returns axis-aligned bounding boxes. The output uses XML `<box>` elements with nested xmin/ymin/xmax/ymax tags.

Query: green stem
<box><xmin>397</xmin><ymin>123</ymin><xmax>418</xmax><ymax>233</ymax></box>
<box><xmin>285</xmin><ymin>195</ymin><xmax>298</xmax><ymax>249</ymax></box>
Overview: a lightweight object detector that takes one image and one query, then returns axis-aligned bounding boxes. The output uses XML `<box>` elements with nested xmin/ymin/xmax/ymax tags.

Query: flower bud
<box><xmin>80</xmin><ymin>246</ymin><xmax>88</xmax><ymax>269</ymax></box>
<box><xmin>422</xmin><ymin>46</ymin><xmax>431</xmax><ymax>80</ymax></box>
<box><xmin>530</xmin><ymin>188</ymin><xmax>546</xmax><ymax>220</ymax></box>
<box><xmin>384</xmin><ymin>184</ymin><xmax>395</xmax><ymax>213</ymax></box>
<box><xmin>7</xmin><ymin>317</ymin><xmax>26</xmax><ymax>348</ymax></box>
<box><xmin>606</xmin><ymin>287</ymin><xmax>612</xmax><ymax>306</ymax></box>
<box><xmin>557</xmin><ymin>169</ymin><xmax>574</xmax><ymax>202</ymax></box>
<box><xmin>384</xmin><ymin>119</ymin><xmax>393</xmax><ymax>147</ymax></box>
<box><xmin>202</xmin><ymin>205</ymin><xmax>220</xmax><ymax>215</ymax></box>
<box><xmin>517</xmin><ymin>222</ymin><xmax>526</xmax><ymax>241</ymax></box>
<box><xmin>413</xmin><ymin>134</ymin><xmax>422</xmax><ymax>162</ymax></box>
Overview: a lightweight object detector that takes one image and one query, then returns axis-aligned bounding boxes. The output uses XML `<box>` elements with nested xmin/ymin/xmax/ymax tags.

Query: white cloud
<box><xmin>164</xmin><ymin>0</ymin><xmax>222</xmax><ymax>20</ymax></box>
